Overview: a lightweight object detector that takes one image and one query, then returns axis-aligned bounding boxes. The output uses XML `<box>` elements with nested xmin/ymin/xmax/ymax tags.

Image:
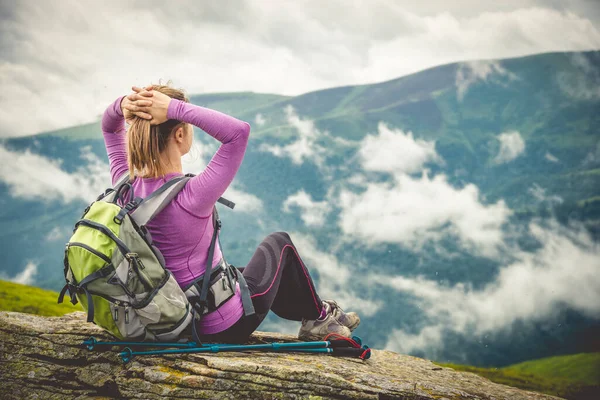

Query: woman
<box><xmin>102</xmin><ymin>83</ymin><xmax>360</xmax><ymax>343</ymax></box>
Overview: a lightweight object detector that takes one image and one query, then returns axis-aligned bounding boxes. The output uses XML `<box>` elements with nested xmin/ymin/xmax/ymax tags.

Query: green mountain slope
<box><xmin>0</xmin><ymin>280</ymin><xmax>80</xmax><ymax>316</ymax></box>
<box><xmin>439</xmin><ymin>353</ymin><xmax>600</xmax><ymax>400</ymax></box>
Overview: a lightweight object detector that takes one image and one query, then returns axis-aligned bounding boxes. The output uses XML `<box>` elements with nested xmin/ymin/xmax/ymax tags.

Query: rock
<box><xmin>0</xmin><ymin>311</ymin><xmax>561</xmax><ymax>400</ymax></box>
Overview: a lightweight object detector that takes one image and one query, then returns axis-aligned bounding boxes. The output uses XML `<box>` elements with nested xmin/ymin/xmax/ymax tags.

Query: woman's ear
<box><xmin>174</xmin><ymin>126</ymin><xmax>184</xmax><ymax>143</ymax></box>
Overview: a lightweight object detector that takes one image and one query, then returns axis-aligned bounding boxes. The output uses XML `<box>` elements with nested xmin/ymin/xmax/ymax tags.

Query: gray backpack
<box><xmin>59</xmin><ymin>174</ymin><xmax>254</xmax><ymax>341</ymax></box>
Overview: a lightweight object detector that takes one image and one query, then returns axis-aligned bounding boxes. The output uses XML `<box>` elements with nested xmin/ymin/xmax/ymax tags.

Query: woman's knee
<box><xmin>272</xmin><ymin>231</ymin><xmax>292</xmax><ymax>243</ymax></box>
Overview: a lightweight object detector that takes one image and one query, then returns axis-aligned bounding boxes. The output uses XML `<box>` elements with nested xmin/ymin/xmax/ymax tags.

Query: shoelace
<box><xmin>326</xmin><ymin>300</ymin><xmax>345</xmax><ymax>318</ymax></box>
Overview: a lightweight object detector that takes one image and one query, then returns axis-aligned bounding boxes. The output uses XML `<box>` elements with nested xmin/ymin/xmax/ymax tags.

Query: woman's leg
<box><xmin>244</xmin><ymin>231</ymin><xmax>323</xmax><ymax>322</ymax></box>
<box><xmin>197</xmin><ymin>232</ymin><xmax>360</xmax><ymax>343</ymax></box>
<box><xmin>198</xmin><ymin>232</ymin><xmax>324</xmax><ymax>343</ymax></box>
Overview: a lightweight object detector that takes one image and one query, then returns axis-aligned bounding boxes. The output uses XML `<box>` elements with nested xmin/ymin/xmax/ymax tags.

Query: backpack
<box><xmin>58</xmin><ymin>173</ymin><xmax>255</xmax><ymax>342</ymax></box>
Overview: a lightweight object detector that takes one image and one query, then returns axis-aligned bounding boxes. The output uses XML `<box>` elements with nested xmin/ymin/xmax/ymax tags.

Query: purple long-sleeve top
<box><xmin>102</xmin><ymin>96</ymin><xmax>249</xmax><ymax>334</ymax></box>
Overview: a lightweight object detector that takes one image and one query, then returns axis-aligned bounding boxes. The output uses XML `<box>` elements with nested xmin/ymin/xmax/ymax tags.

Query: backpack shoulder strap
<box><xmin>114</xmin><ymin>172</ymin><xmax>131</xmax><ymax>189</ymax></box>
<box><xmin>130</xmin><ymin>176</ymin><xmax>191</xmax><ymax>226</ymax></box>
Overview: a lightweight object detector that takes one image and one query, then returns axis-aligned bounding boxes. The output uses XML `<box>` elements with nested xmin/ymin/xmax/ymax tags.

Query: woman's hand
<box><xmin>121</xmin><ymin>86</ymin><xmax>154</xmax><ymax>124</ymax></box>
<box><xmin>121</xmin><ymin>85</ymin><xmax>172</xmax><ymax>125</ymax></box>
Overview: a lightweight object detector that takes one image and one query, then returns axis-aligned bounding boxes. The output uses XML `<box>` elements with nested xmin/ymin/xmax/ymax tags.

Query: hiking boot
<box><xmin>323</xmin><ymin>300</ymin><xmax>361</xmax><ymax>332</ymax></box>
<box><xmin>298</xmin><ymin>302</ymin><xmax>352</xmax><ymax>341</ymax></box>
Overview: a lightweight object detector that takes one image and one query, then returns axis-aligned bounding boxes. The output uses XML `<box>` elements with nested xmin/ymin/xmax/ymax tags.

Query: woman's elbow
<box><xmin>237</xmin><ymin>121</ymin><xmax>251</xmax><ymax>140</ymax></box>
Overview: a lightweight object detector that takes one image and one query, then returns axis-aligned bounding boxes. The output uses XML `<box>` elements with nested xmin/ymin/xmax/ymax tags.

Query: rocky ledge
<box><xmin>0</xmin><ymin>311</ymin><xmax>561</xmax><ymax>399</ymax></box>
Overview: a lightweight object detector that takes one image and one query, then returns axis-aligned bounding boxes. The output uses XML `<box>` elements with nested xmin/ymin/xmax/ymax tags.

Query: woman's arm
<box><xmin>102</xmin><ymin>89</ymin><xmax>154</xmax><ymax>185</ymax></box>
<box><xmin>102</xmin><ymin>96</ymin><xmax>128</xmax><ymax>186</ymax></box>
<box><xmin>167</xmin><ymin>99</ymin><xmax>251</xmax><ymax>218</ymax></box>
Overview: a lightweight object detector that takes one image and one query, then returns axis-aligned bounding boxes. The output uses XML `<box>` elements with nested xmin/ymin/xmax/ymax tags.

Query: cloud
<box><xmin>582</xmin><ymin>142</ymin><xmax>600</xmax><ymax>167</ymax></box>
<box><xmin>456</xmin><ymin>60</ymin><xmax>517</xmax><ymax>101</ymax></box>
<box><xmin>7</xmin><ymin>262</ymin><xmax>38</xmax><ymax>285</ymax></box>
<box><xmin>181</xmin><ymin>137</ymin><xmax>210</xmax><ymax>173</ymax></box>
<box><xmin>494</xmin><ymin>131</ymin><xmax>525</xmax><ymax>164</ymax></box>
<box><xmin>0</xmin><ymin>138</ymin><xmax>261</xmax><ymax>213</ymax></box>
<box><xmin>528</xmin><ymin>183</ymin><xmax>563</xmax><ymax>205</ymax></box>
<box><xmin>2</xmin><ymin>2</ymin><xmax>600</xmax><ymax>137</ymax></box>
<box><xmin>282</xmin><ymin>190</ymin><xmax>331</xmax><ymax>227</ymax></box>
<box><xmin>259</xmin><ymin>105</ymin><xmax>329</xmax><ymax>167</ymax></box>
<box><xmin>45</xmin><ymin>226</ymin><xmax>70</xmax><ymax>242</ymax></box>
<box><xmin>557</xmin><ymin>52</ymin><xmax>600</xmax><ymax>100</ymax></box>
<box><xmin>222</xmin><ymin>186</ymin><xmax>263</xmax><ymax>213</ymax></box>
<box><xmin>545</xmin><ymin>152</ymin><xmax>560</xmax><ymax>163</ymax></box>
<box><xmin>334</xmin><ymin>123</ymin><xmax>512</xmax><ymax>257</ymax></box>
<box><xmin>254</xmin><ymin>113</ymin><xmax>266</xmax><ymax>127</ymax></box>
<box><xmin>359</xmin><ymin>123</ymin><xmax>441</xmax><ymax>175</ymax></box>
<box><xmin>381</xmin><ymin>220</ymin><xmax>600</xmax><ymax>356</ymax></box>
<box><xmin>0</xmin><ymin>144</ymin><xmax>111</xmax><ymax>203</ymax></box>
<box><xmin>338</xmin><ymin>172</ymin><xmax>511</xmax><ymax>257</ymax></box>
<box><xmin>289</xmin><ymin>232</ymin><xmax>382</xmax><ymax>316</ymax></box>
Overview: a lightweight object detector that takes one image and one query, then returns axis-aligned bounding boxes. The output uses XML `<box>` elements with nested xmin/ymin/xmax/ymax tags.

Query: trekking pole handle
<box><xmin>331</xmin><ymin>347</ymin><xmax>372</xmax><ymax>360</ymax></box>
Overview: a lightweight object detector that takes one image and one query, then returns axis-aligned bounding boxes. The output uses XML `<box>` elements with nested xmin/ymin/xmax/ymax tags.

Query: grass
<box><xmin>0</xmin><ymin>280</ymin><xmax>80</xmax><ymax>317</ymax></box>
<box><xmin>437</xmin><ymin>353</ymin><xmax>600</xmax><ymax>399</ymax></box>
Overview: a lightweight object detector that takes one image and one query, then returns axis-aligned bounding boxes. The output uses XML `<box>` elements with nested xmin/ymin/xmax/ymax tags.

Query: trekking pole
<box><xmin>85</xmin><ymin>335</ymin><xmax>364</xmax><ymax>351</ymax></box>
<box><xmin>82</xmin><ymin>336</ymin><xmax>200</xmax><ymax>351</ymax></box>
<box><xmin>119</xmin><ymin>338</ymin><xmax>371</xmax><ymax>363</ymax></box>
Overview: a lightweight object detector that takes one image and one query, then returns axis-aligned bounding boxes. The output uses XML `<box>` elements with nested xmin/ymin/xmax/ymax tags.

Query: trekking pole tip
<box><xmin>120</xmin><ymin>347</ymin><xmax>134</xmax><ymax>364</ymax></box>
<box><xmin>82</xmin><ymin>336</ymin><xmax>97</xmax><ymax>351</ymax></box>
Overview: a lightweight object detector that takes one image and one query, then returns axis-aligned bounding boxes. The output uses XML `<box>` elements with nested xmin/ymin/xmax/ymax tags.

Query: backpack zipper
<box><xmin>75</xmin><ymin>219</ymin><xmax>131</xmax><ymax>256</ymax></box>
<box><xmin>126</xmin><ymin>253</ymin><xmax>152</xmax><ymax>291</ymax></box>
<box><xmin>67</xmin><ymin>242</ymin><xmax>112</xmax><ymax>264</ymax></box>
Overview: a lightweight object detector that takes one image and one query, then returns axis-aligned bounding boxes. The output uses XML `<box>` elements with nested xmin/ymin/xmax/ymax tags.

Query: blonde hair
<box><xmin>127</xmin><ymin>82</ymin><xmax>189</xmax><ymax>179</ymax></box>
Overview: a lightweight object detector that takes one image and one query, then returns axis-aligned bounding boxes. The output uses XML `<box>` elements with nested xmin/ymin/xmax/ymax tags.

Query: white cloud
<box><xmin>381</xmin><ymin>220</ymin><xmax>600</xmax><ymax>356</ymax></box>
<box><xmin>529</xmin><ymin>183</ymin><xmax>563</xmax><ymax>205</ymax></box>
<box><xmin>359</xmin><ymin>123</ymin><xmax>441</xmax><ymax>175</ymax></box>
<box><xmin>9</xmin><ymin>262</ymin><xmax>38</xmax><ymax>286</ymax></box>
<box><xmin>0</xmin><ymin>144</ymin><xmax>111</xmax><ymax>203</ymax></box>
<box><xmin>290</xmin><ymin>232</ymin><xmax>382</xmax><ymax>316</ymax></box>
<box><xmin>181</xmin><ymin>137</ymin><xmax>210</xmax><ymax>173</ymax></box>
<box><xmin>222</xmin><ymin>186</ymin><xmax>263</xmax><ymax>213</ymax></box>
<box><xmin>45</xmin><ymin>226</ymin><xmax>70</xmax><ymax>242</ymax></box>
<box><xmin>338</xmin><ymin>172</ymin><xmax>511</xmax><ymax>257</ymax></box>
<box><xmin>254</xmin><ymin>113</ymin><xmax>266</xmax><ymax>127</ymax></box>
<box><xmin>2</xmin><ymin>2</ymin><xmax>600</xmax><ymax>137</ymax></box>
<box><xmin>456</xmin><ymin>60</ymin><xmax>517</xmax><ymax>101</ymax></box>
<box><xmin>545</xmin><ymin>152</ymin><xmax>559</xmax><ymax>163</ymax></box>
<box><xmin>335</xmin><ymin>123</ymin><xmax>512</xmax><ymax>257</ymax></box>
<box><xmin>259</xmin><ymin>105</ymin><xmax>329</xmax><ymax>167</ymax></box>
<box><xmin>583</xmin><ymin>142</ymin><xmax>600</xmax><ymax>167</ymax></box>
<box><xmin>385</xmin><ymin>326</ymin><xmax>445</xmax><ymax>359</ymax></box>
<box><xmin>494</xmin><ymin>131</ymin><xmax>525</xmax><ymax>164</ymax></box>
<box><xmin>557</xmin><ymin>52</ymin><xmax>600</xmax><ymax>100</ymax></box>
<box><xmin>282</xmin><ymin>190</ymin><xmax>331</xmax><ymax>227</ymax></box>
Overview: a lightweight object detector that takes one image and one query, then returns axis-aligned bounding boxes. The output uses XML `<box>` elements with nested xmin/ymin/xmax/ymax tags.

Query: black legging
<box><xmin>196</xmin><ymin>232</ymin><xmax>324</xmax><ymax>343</ymax></box>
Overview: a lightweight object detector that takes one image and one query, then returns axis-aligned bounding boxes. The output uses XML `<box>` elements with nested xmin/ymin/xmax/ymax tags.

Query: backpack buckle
<box><xmin>114</xmin><ymin>199</ymin><xmax>142</xmax><ymax>225</ymax></box>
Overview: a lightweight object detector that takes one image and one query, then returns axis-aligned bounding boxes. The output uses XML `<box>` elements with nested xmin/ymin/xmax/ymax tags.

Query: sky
<box><xmin>1</xmin><ymin>0</ymin><xmax>600</xmax><ymax>137</ymax></box>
